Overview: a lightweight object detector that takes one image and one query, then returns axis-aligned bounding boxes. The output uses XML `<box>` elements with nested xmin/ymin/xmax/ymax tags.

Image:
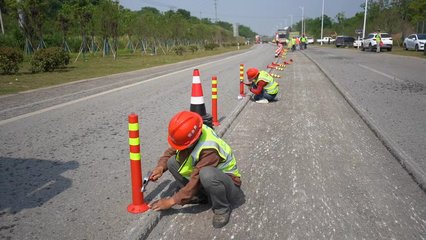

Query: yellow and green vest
<box><xmin>256</xmin><ymin>71</ymin><xmax>279</xmax><ymax>95</ymax></box>
<box><xmin>375</xmin><ymin>34</ymin><xmax>381</xmax><ymax>43</ymax></box>
<box><xmin>176</xmin><ymin>125</ymin><xmax>241</xmax><ymax>179</ymax></box>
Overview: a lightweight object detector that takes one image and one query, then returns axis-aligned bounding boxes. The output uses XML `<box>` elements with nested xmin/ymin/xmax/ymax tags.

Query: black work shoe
<box><xmin>212</xmin><ymin>211</ymin><xmax>231</xmax><ymax>228</ymax></box>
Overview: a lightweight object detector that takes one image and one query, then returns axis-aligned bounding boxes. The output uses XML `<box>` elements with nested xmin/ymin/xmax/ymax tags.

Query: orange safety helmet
<box><xmin>168</xmin><ymin>111</ymin><xmax>203</xmax><ymax>150</ymax></box>
<box><xmin>246</xmin><ymin>68</ymin><xmax>259</xmax><ymax>80</ymax></box>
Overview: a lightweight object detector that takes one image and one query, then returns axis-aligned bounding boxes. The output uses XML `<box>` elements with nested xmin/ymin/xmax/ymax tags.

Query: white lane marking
<box><xmin>358</xmin><ymin>64</ymin><xmax>405</xmax><ymax>83</ymax></box>
<box><xmin>0</xmin><ymin>84</ymin><xmax>117</xmax><ymax>114</ymax></box>
<box><xmin>0</xmin><ymin>50</ymin><xmax>254</xmax><ymax>126</ymax></box>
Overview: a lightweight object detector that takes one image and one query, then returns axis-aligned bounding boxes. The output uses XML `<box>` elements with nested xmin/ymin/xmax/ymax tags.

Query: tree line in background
<box><xmin>1</xmin><ymin>0</ymin><xmax>424</xmax><ymax>57</ymax></box>
<box><xmin>0</xmin><ymin>0</ymin><xmax>256</xmax><ymax>56</ymax></box>
<box><xmin>291</xmin><ymin>0</ymin><xmax>425</xmax><ymax>45</ymax></box>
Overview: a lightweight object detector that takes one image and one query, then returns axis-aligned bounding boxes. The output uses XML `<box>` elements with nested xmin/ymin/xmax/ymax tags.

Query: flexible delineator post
<box><xmin>212</xmin><ymin>76</ymin><xmax>220</xmax><ymax>126</ymax></box>
<box><xmin>127</xmin><ymin>113</ymin><xmax>149</xmax><ymax>214</ymax></box>
<box><xmin>239</xmin><ymin>64</ymin><xmax>245</xmax><ymax>97</ymax></box>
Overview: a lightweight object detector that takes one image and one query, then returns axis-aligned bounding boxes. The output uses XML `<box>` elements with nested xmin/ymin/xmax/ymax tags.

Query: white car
<box><xmin>316</xmin><ymin>37</ymin><xmax>335</xmax><ymax>44</ymax></box>
<box><xmin>353</xmin><ymin>38</ymin><xmax>363</xmax><ymax>48</ymax></box>
<box><xmin>307</xmin><ymin>37</ymin><xmax>314</xmax><ymax>44</ymax></box>
<box><xmin>361</xmin><ymin>32</ymin><xmax>393</xmax><ymax>52</ymax></box>
<box><xmin>403</xmin><ymin>34</ymin><xmax>426</xmax><ymax>51</ymax></box>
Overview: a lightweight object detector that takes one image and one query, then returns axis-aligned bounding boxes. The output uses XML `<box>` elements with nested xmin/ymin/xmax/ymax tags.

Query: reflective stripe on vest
<box><xmin>177</xmin><ymin>125</ymin><xmax>241</xmax><ymax>179</ymax></box>
<box><xmin>255</xmin><ymin>71</ymin><xmax>279</xmax><ymax>95</ymax></box>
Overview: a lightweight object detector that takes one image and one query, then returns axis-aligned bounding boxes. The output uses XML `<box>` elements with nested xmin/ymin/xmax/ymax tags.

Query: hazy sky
<box><xmin>118</xmin><ymin>0</ymin><xmax>366</xmax><ymax>36</ymax></box>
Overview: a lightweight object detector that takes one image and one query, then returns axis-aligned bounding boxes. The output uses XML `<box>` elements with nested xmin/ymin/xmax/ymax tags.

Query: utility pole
<box><xmin>0</xmin><ymin>7</ymin><xmax>4</xmax><ymax>34</ymax></box>
<box><xmin>299</xmin><ymin>6</ymin><xmax>304</xmax><ymax>35</ymax></box>
<box><xmin>321</xmin><ymin>0</ymin><xmax>324</xmax><ymax>45</ymax></box>
<box><xmin>214</xmin><ymin>0</ymin><xmax>218</xmax><ymax>22</ymax></box>
<box><xmin>362</xmin><ymin>0</ymin><xmax>368</xmax><ymax>39</ymax></box>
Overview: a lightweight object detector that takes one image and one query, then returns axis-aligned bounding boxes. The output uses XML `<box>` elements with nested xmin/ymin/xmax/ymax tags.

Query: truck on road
<box><xmin>255</xmin><ymin>35</ymin><xmax>261</xmax><ymax>44</ymax></box>
<box><xmin>275</xmin><ymin>27</ymin><xmax>291</xmax><ymax>46</ymax></box>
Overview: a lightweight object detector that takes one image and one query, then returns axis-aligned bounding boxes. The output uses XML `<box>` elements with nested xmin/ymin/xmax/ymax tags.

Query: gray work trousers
<box><xmin>167</xmin><ymin>158</ymin><xmax>243</xmax><ymax>214</ymax></box>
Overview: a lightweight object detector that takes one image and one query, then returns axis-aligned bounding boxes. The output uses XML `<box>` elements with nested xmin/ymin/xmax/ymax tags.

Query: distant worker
<box><xmin>375</xmin><ymin>30</ymin><xmax>382</xmax><ymax>53</ymax></box>
<box><xmin>301</xmin><ymin>35</ymin><xmax>307</xmax><ymax>50</ymax></box>
<box><xmin>245</xmin><ymin>68</ymin><xmax>279</xmax><ymax>103</ymax></box>
<box><xmin>291</xmin><ymin>36</ymin><xmax>296</xmax><ymax>52</ymax></box>
<box><xmin>148</xmin><ymin>111</ymin><xmax>243</xmax><ymax>228</ymax></box>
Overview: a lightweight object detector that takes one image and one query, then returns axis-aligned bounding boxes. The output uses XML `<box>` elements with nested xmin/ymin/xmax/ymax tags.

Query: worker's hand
<box><xmin>149</xmin><ymin>166</ymin><xmax>164</xmax><ymax>181</ymax></box>
<box><xmin>149</xmin><ymin>197</ymin><xmax>176</xmax><ymax>211</ymax></box>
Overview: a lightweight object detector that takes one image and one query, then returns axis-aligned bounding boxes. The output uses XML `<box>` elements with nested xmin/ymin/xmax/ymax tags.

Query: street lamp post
<box><xmin>299</xmin><ymin>6</ymin><xmax>304</xmax><ymax>36</ymax></box>
<box><xmin>362</xmin><ymin>0</ymin><xmax>368</xmax><ymax>39</ymax></box>
<box><xmin>321</xmin><ymin>0</ymin><xmax>324</xmax><ymax>45</ymax></box>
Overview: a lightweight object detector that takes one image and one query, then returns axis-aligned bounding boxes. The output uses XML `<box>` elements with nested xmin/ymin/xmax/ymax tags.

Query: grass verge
<box><xmin>0</xmin><ymin>45</ymin><xmax>249</xmax><ymax>95</ymax></box>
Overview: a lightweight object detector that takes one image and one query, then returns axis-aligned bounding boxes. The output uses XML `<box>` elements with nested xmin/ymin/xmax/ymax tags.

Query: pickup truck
<box><xmin>316</xmin><ymin>37</ymin><xmax>335</xmax><ymax>44</ymax></box>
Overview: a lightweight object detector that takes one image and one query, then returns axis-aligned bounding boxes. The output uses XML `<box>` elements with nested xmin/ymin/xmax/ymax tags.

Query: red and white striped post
<box><xmin>239</xmin><ymin>64</ymin><xmax>245</xmax><ymax>98</ymax></box>
<box><xmin>212</xmin><ymin>75</ymin><xmax>220</xmax><ymax>126</ymax></box>
<box><xmin>127</xmin><ymin>113</ymin><xmax>149</xmax><ymax>214</ymax></box>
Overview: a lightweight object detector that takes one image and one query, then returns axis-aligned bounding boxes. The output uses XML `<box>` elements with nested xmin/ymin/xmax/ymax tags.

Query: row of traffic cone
<box><xmin>268</xmin><ymin>45</ymin><xmax>296</xmax><ymax>78</ymax></box>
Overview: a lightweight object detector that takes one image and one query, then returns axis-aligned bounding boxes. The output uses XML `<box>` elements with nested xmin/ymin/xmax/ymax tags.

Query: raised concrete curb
<box><xmin>303</xmin><ymin>51</ymin><xmax>426</xmax><ymax>192</ymax></box>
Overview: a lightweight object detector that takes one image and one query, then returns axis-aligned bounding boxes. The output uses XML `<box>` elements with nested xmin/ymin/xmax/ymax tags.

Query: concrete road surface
<box><xmin>1</xmin><ymin>44</ymin><xmax>425</xmax><ymax>240</ymax></box>
<box><xmin>145</xmin><ymin>50</ymin><xmax>426</xmax><ymax>239</ymax></box>
<box><xmin>304</xmin><ymin>47</ymin><xmax>426</xmax><ymax>189</ymax></box>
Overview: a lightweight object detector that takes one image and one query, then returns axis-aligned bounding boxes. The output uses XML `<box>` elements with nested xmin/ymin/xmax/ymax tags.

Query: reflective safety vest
<box><xmin>375</xmin><ymin>34</ymin><xmax>381</xmax><ymax>44</ymax></box>
<box><xmin>256</xmin><ymin>71</ymin><xmax>279</xmax><ymax>95</ymax></box>
<box><xmin>291</xmin><ymin>38</ymin><xmax>296</xmax><ymax>45</ymax></box>
<box><xmin>176</xmin><ymin>125</ymin><xmax>241</xmax><ymax>179</ymax></box>
<box><xmin>301</xmin><ymin>37</ymin><xmax>307</xmax><ymax>43</ymax></box>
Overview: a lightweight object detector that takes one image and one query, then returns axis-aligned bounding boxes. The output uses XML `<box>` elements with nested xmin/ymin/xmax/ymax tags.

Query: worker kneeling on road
<box><xmin>148</xmin><ymin>111</ymin><xmax>243</xmax><ymax>228</ymax></box>
<box><xmin>245</xmin><ymin>67</ymin><xmax>279</xmax><ymax>103</ymax></box>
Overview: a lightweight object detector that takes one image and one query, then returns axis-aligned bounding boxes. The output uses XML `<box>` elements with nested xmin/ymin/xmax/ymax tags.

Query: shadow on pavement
<box><xmin>0</xmin><ymin>157</ymin><xmax>79</xmax><ymax>214</ymax></box>
<box><xmin>143</xmin><ymin>180</ymin><xmax>173</xmax><ymax>202</ymax></box>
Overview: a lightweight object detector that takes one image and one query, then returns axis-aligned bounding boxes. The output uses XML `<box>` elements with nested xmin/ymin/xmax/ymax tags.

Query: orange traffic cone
<box><xmin>267</xmin><ymin>64</ymin><xmax>276</xmax><ymax>69</ymax></box>
<box><xmin>190</xmin><ymin>69</ymin><xmax>213</xmax><ymax>128</ymax></box>
<box><xmin>267</xmin><ymin>64</ymin><xmax>284</xmax><ymax>71</ymax></box>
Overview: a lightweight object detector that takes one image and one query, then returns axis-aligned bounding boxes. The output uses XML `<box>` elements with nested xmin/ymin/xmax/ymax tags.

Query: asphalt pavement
<box><xmin>142</xmin><ymin>50</ymin><xmax>426</xmax><ymax>239</ymax></box>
